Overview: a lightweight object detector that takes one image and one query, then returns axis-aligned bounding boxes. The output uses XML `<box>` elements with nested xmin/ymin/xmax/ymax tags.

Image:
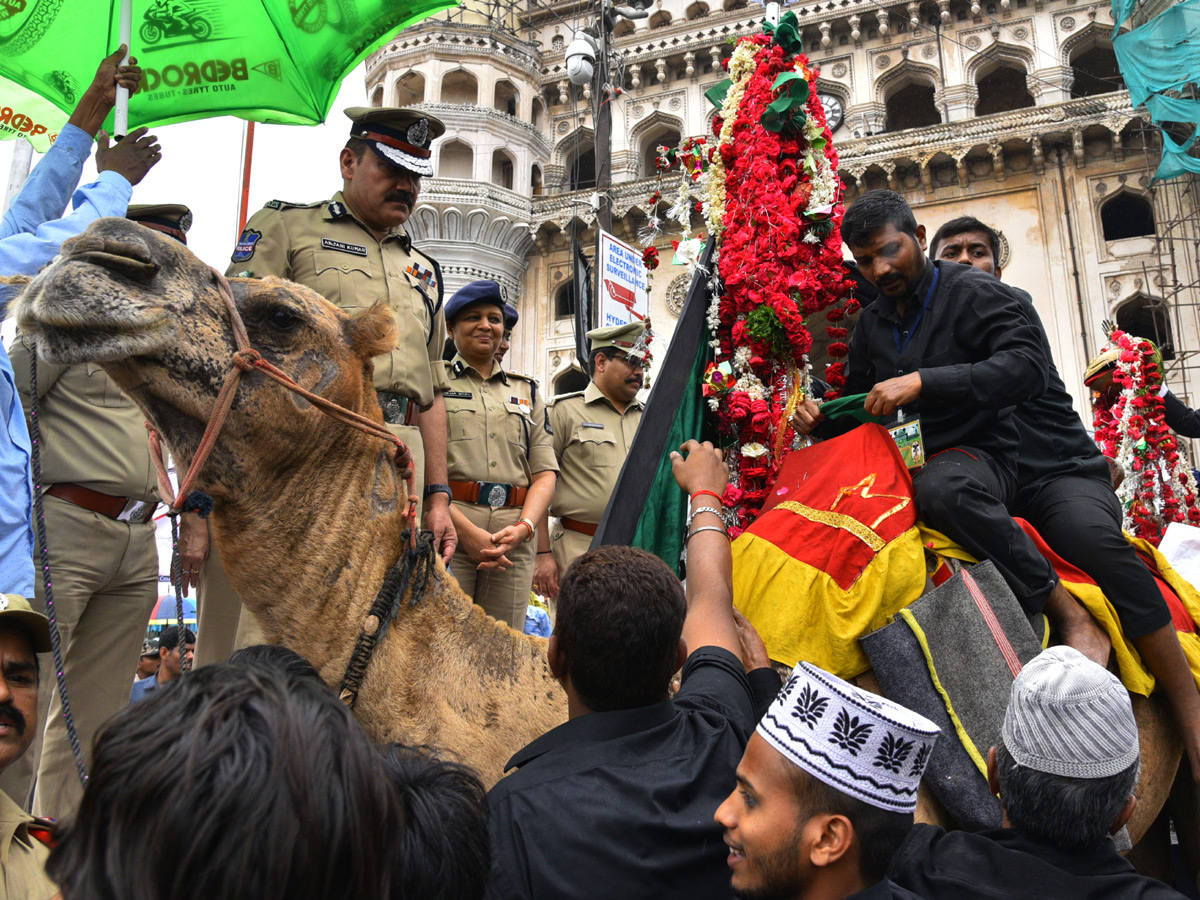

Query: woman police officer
<box><xmin>437</xmin><ymin>281</ymin><xmax>557</xmax><ymax>627</ymax></box>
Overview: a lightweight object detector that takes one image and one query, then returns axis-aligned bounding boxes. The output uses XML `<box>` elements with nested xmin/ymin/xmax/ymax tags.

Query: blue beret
<box><xmin>445</xmin><ymin>280</ymin><xmax>504</xmax><ymax>323</ymax></box>
<box><xmin>503</xmin><ymin>302</ymin><xmax>519</xmax><ymax>329</ymax></box>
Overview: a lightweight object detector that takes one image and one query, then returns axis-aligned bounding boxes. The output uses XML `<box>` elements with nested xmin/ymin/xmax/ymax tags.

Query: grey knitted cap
<box><xmin>1001</xmin><ymin>646</ymin><xmax>1138</xmax><ymax>779</ymax></box>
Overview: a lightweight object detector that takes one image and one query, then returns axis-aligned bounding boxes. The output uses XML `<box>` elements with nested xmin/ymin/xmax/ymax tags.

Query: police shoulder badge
<box><xmin>232</xmin><ymin>229</ymin><xmax>262</xmax><ymax>263</ymax></box>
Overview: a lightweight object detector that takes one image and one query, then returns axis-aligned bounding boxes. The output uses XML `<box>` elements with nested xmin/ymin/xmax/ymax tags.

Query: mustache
<box><xmin>386</xmin><ymin>190</ymin><xmax>417</xmax><ymax>206</ymax></box>
<box><xmin>0</xmin><ymin>702</ymin><xmax>26</xmax><ymax>736</ymax></box>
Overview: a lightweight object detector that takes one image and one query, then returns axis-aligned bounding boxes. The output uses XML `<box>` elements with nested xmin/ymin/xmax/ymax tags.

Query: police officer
<box><xmin>495</xmin><ymin>301</ymin><xmax>518</xmax><ymax>366</ymax></box>
<box><xmin>443</xmin><ymin>281</ymin><xmax>557</xmax><ymax>627</ymax></box>
<box><xmin>532</xmin><ymin>322</ymin><xmax>646</xmax><ymax>599</ymax></box>
<box><xmin>226</xmin><ymin>106</ymin><xmax>456</xmax><ymax>566</ymax></box>
<box><xmin>2</xmin><ymin>204</ymin><xmax>188</xmax><ymax>818</ymax></box>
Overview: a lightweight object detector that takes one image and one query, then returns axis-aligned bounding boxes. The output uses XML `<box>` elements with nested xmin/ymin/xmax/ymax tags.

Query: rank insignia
<box><xmin>452</xmin><ymin>360</ymin><xmax>466</xmax><ymax>376</ymax></box>
<box><xmin>405</xmin><ymin>262</ymin><xmax>438</xmax><ymax>291</ymax></box>
<box><xmin>231</xmin><ymin>229</ymin><xmax>261</xmax><ymax>263</ymax></box>
<box><xmin>265</xmin><ymin>199</ymin><xmax>283</xmax><ymax>210</ymax></box>
<box><xmin>328</xmin><ymin>201</ymin><xmax>348</xmax><ymax>219</ymax></box>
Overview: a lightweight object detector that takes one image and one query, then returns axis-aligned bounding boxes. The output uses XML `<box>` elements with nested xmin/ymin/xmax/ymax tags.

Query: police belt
<box><xmin>377</xmin><ymin>391</ymin><xmax>419</xmax><ymax>426</ymax></box>
<box><xmin>449</xmin><ymin>480</ymin><xmax>528</xmax><ymax>509</ymax></box>
<box><xmin>560</xmin><ymin>516</ymin><xmax>598</xmax><ymax>537</ymax></box>
<box><xmin>45</xmin><ymin>483</ymin><xmax>158</xmax><ymax>524</ymax></box>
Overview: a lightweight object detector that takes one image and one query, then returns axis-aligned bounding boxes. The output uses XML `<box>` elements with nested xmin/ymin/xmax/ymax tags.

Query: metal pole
<box><xmin>237</xmin><ymin>121</ymin><xmax>256</xmax><ymax>233</ymax></box>
<box><xmin>593</xmin><ymin>0</ymin><xmax>613</xmax><ymax>330</ymax></box>
<box><xmin>114</xmin><ymin>0</ymin><xmax>133</xmax><ymax>138</ymax></box>
<box><xmin>3</xmin><ymin>139</ymin><xmax>34</xmax><ymax>214</ymax></box>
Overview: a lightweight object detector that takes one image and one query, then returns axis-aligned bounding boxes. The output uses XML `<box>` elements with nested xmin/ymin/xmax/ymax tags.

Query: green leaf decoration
<box><xmin>764</xmin><ymin>11</ymin><xmax>805</xmax><ymax>55</ymax></box>
<box><xmin>745</xmin><ymin>305</ymin><xmax>790</xmax><ymax>356</ymax></box>
<box><xmin>705</xmin><ymin>79</ymin><xmax>732</xmax><ymax>109</ymax></box>
<box><xmin>760</xmin><ymin>69</ymin><xmax>811</xmax><ymax>133</ymax></box>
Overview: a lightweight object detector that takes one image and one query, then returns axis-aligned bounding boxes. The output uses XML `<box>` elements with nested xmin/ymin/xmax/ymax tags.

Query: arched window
<box><xmin>686</xmin><ymin>1</ymin><xmax>710</xmax><ymax>19</ymax></box>
<box><xmin>723</xmin><ymin>0</ymin><xmax>747</xmax><ymax>11</ymax></box>
<box><xmin>494</xmin><ymin>80</ymin><xmax>519</xmax><ymax>117</ymax></box>
<box><xmin>438</xmin><ymin>141</ymin><xmax>474</xmax><ymax>179</ymax></box>
<box><xmin>884</xmin><ymin>81</ymin><xmax>941</xmax><ymax>131</ymax></box>
<box><xmin>1116</xmin><ymin>294</ymin><xmax>1175</xmax><ymax>360</ymax></box>
<box><xmin>555</xmin><ymin>282</ymin><xmax>577</xmax><ymax>318</ymax></box>
<box><xmin>370</xmin><ymin>85</ymin><xmax>384</xmax><ymax>107</ymax></box>
<box><xmin>531</xmin><ymin>97</ymin><xmax>545</xmax><ymax>129</ymax></box>
<box><xmin>613</xmin><ymin>18</ymin><xmax>636</xmax><ymax>37</ymax></box>
<box><xmin>649</xmin><ymin>9</ymin><xmax>672</xmax><ymax>28</ymax></box>
<box><xmin>642</xmin><ymin>127</ymin><xmax>681</xmax><ymax>177</ymax></box>
<box><xmin>555</xmin><ymin>367</ymin><xmax>590</xmax><ymax>394</ymax></box>
<box><xmin>531</xmin><ymin>164</ymin><xmax>544</xmax><ymax>196</ymax></box>
<box><xmin>492</xmin><ymin>149</ymin><xmax>515</xmax><ymax>189</ymax></box>
<box><xmin>395</xmin><ymin>71</ymin><xmax>425</xmax><ymax>106</ymax></box>
<box><xmin>975</xmin><ymin>64</ymin><xmax>1034</xmax><ymax>116</ymax></box>
<box><xmin>1101</xmin><ymin>192</ymin><xmax>1155</xmax><ymax>241</ymax></box>
<box><xmin>1070</xmin><ymin>43</ymin><xmax>1125</xmax><ymax>97</ymax></box>
<box><xmin>567</xmin><ymin>146</ymin><xmax>596</xmax><ymax>191</ymax></box>
<box><xmin>441</xmin><ymin>69</ymin><xmax>479</xmax><ymax>105</ymax></box>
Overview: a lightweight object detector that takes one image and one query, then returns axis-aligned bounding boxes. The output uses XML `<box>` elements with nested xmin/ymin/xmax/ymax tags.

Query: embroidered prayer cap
<box><xmin>588</xmin><ymin>321</ymin><xmax>648</xmax><ymax>361</ymax></box>
<box><xmin>445</xmin><ymin>281</ymin><xmax>505</xmax><ymax>323</ymax></box>
<box><xmin>127</xmin><ymin>204</ymin><xmax>192</xmax><ymax>245</ymax></box>
<box><xmin>0</xmin><ymin>594</ymin><xmax>52</xmax><ymax>654</ymax></box>
<box><xmin>345</xmin><ymin>106</ymin><xmax>446</xmax><ymax>178</ymax></box>
<box><xmin>503</xmin><ymin>302</ymin><xmax>519</xmax><ymax>330</ymax></box>
<box><xmin>1002</xmin><ymin>646</ymin><xmax>1138</xmax><ymax>779</ymax></box>
<box><xmin>758</xmin><ymin>663</ymin><xmax>939</xmax><ymax>813</ymax></box>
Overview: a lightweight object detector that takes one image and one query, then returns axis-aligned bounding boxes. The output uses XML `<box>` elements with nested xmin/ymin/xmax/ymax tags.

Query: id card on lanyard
<box><xmin>888</xmin><ymin>268</ymin><xmax>938</xmax><ymax>470</ymax></box>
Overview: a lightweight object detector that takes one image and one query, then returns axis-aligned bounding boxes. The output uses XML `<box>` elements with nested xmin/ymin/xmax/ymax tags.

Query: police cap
<box><xmin>127</xmin><ymin>203</ymin><xmax>192</xmax><ymax>245</ymax></box>
<box><xmin>503</xmin><ymin>302</ymin><xmax>519</xmax><ymax>330</ymax></box>
<box><xmin>587</xmin><ymin>321</ymin><xmax>647</xmax><ymax>360</ymax></box>
<box><xmin>0</xmin><ymin>594</ymin><xmax>51</xmax><ymax>654</ymax></box>
<box><xmin>345</xmin><ymin>106</ymin><xmax>446</xmax><ymax>178</ymax></box>
<box><xmin>445</xmin><ymin>280</ymin><xmax>505</xmax><ymax>324</ymax></box>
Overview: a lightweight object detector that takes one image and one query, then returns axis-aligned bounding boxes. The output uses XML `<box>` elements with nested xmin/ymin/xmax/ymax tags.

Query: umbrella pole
<box><xmin>237</xmin><ymin>120</ymin><xmax>256</xmax><ymax>234</ymax></box>
<box><xmin>114</xmin><ymin>0</ymin><xmax>132</xmax><ymax>138</ymax></box>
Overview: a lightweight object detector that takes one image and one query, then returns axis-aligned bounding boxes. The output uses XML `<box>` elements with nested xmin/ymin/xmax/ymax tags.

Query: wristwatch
<box><xmin>423</xmin><ymin>483</ymin><xmax>453</xmax><ymax>502</ymax></box>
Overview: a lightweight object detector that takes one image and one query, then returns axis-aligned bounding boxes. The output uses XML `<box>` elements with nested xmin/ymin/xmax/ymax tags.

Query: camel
<box><xmin>11</xmin><ymin>216</ymin><xmax>567</xmax><ymax>788</ymax></box>
<box><xmin>10</xmin><ymin>218</ymin><xmax>1194</xmax><ymax>862</ymax></box>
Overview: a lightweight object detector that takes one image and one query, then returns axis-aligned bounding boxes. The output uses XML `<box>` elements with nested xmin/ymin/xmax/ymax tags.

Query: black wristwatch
<box><xmin>423</xmin><ymin>483</ymin><xmax>453</xmax><ymax>502</ymax></box>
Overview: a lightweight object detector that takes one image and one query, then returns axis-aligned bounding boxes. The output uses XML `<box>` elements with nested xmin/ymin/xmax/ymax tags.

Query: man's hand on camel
<box><xmin>177</xmin><ymin>511</ymin><xmax>209</xmax><ymax>593</ymax></box>
<box><xmin>96</xmin><ymin>127</ymin><xmax>161</xmax><ymax>186</ymax></box>
<box><xmin>532</xmin><ymin>552</ymin><xmax>559</xmax><ymax>599</ymax></box>
<box><xmin>423</xmin><ymin>500</ymin><xmax>457</xmax><ymax>565</ymax></box>
<box><xmin>865</xmin><ymin>372</ymin><xmax>922</xmax><ymax>417</ymax></box>
<box><xmin>790</xmin><ymin>399</ymin><xmax>825</xmax><ymax>436</ymax></box>
<box><xmin>670</xmin><ymin>439</ymin><xmax>728</xmax><ymax>498</ymax></box>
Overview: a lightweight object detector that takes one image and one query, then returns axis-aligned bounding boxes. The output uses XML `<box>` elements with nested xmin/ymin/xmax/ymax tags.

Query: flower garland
<box><xmin>1091</xmin><ymin>329</ymin><xmax>1200</xmax><ymax>543</ymax></box>
<box><xmin>700</xmin><ymin>12</ymin><xmax>856</xmax><ymax>531</ymax></box>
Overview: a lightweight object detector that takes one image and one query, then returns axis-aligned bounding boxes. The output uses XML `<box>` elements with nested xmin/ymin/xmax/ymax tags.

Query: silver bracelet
<box><xmin>686</xmin><ymin>525</ymin><xmax>729</xmax><ymax>542</ymax></box>
<box><xmin>686</xmin><ymin>506</ymin><xmax>725</xmax><ymax>531</ymax></box>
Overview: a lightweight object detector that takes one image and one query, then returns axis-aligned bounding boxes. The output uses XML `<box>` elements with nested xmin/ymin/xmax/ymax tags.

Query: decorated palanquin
<box><xmin>733</xmin><ymin>425</ymin><xmax>926</xmax><ymax>677</ymax></box>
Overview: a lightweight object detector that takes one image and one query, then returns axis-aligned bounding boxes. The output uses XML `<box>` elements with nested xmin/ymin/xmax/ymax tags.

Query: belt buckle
<box><xmin>118</xmin><ymin>499</ymin><xmax>152</xmax><ymax>524</ymax></box>
<box><xmin>481</xmin><ymin>483</ymin><xmax>509</xmax><ymax>509</ymax></box>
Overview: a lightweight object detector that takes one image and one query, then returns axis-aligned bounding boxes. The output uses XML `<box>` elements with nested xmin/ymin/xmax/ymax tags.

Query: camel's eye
<box><xmin>267</xmin><ymin>307</ymin><xmax>300</xmax><ymax>331</ymax></box>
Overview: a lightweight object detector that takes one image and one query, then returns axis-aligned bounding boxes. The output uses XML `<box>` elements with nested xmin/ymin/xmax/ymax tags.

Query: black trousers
<box><xmin>1012</xmin><ymin>475</ymin><xmax>1172</xmax><ymax>638</ymax></box>
<box><xmin>912</xmin><ymin>447</ymin><xmax>1057</xmax><ymax>613</ymax></box>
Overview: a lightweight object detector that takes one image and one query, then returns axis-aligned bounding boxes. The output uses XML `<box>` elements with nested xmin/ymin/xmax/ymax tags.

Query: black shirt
<box><xmin>888</xmin><ymin>823</ymin><xmax>1189</xmax><ymax>900</ymax></box>
<box><xmin>844</xmin><ymin>261</ymin><xmax>1049</xmax><ymax>463</ymax></box>
<box><xmin>847</xmin><ymin>880</ymin><xmax>927</xmax><ymax>900</ymax></box>
<box><xmin>1164</xmin><ymin>390</ymin><xmax>1200</xmax><ymax>439</ymax></box>
<box><xmin>485</xmin><ymin>647</ymin><xmax>779</xmax><ymax>900</ymax></box>
<box><xmin>1007</xmin><ymin>288</ymin><xmax>1110</xmax><ymax>505</ymax></box>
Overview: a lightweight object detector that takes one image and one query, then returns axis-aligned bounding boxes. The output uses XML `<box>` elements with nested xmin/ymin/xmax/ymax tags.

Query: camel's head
<box><xmin>13</xmin><ymin>217</ymin><xmax>399</xmax><ymax>490</ymax></box>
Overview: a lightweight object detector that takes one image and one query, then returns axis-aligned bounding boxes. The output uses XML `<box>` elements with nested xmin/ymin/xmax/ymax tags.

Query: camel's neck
<box><xmin>203</xmin><ymin>431</ymin><xmax>414</xmax><ymax>671</ymax></box>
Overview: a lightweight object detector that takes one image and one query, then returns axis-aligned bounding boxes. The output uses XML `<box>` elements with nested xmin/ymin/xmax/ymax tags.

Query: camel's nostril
<box><xmin>75</xmin><ymin>250</ymin><xmax>161</xmax><ymax>284</ymax></box>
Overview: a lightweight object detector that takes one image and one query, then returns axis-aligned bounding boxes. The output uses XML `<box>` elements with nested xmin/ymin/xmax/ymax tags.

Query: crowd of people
<box><xmin>0</xmin><ymin>43</ymin><xmax>1197</xmax><ymax>900</ymax></box>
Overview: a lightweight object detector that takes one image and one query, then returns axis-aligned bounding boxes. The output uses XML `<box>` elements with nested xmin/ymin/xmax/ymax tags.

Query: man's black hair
<box><xmin>382</xmin><ymin>744</ymin><xmax>491</xmax><ymax>900</ymax></box>
<box><xmin>928</xmin><ymin>216</ymin><xmax>1000</xmax><ymax>263</ymax></box>
<box><xmin>789</xmin><ymin>766</ymin><xmax>913</xmax><ymax>884</ymax></box>
<box><xmin>995</xmin><ymin>739</ymin><xmax>1138</xmax><ymax>853</ymax></box>
<box><xmin>47</xmin><ymin>664</ymin><xmax>403</xmax><ymax>900</ymax></box>
<box><xmin>841</xmin><ymin>190</ymin><xmax>919</xmax><ymax>248</ymax></box>
<box><xmin>344</xmin><ymin>136</ymin><xmax>369</xmax><ymax>162</ymax></box>
<box><xmin>157</xmin><ymin>625</ymin><xmax>195</xmax><ymax>653</ymax></box>
<box><xmin>228</xmin><ymin>644</ymin><xmax>323</xmax><ymax>684</ymax></box>
<box><xmin>555</xmin><ymin>545</ymin><xmax>686</xmax><ymax>711</ymax></box>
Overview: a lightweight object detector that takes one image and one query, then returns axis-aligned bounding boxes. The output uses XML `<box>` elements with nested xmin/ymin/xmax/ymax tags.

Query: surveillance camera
<box><xmin>566</xmin><ymin>31</ymin><xmax>599</xmax><ymax>86</ymax></box>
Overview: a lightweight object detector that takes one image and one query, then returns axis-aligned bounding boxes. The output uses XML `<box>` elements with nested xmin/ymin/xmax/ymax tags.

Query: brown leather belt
<box><xmin>561</xmin><ymin>516</ymin><xmax>598</xmax><ymax>537</ymax></box>
<box><xmin>46</xmin><ymin>483</ymin><xmax>158</xmax><ymax>524</ymax></box>
<box><xmin>449</xmin><ymin>480</ymin><xmax>528</xmax><ymax>508</ymax></box>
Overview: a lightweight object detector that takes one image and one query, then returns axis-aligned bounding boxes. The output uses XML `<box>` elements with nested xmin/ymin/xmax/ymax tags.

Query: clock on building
<box><xmin>818</xmin><ymin>93</ymin><xmax>845</xmax><ymax>131</ymax></box>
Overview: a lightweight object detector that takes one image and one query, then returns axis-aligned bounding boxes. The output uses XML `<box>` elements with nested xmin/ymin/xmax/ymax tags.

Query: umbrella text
<box><xmin>143</xmin><ymin>58</ymin><xmax>249</xmax><ymax>93</ymax></box>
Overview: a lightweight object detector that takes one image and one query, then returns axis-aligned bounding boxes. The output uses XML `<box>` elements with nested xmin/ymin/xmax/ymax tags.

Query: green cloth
<box><xmin>820</xmin><ymin>392</ymin><xmax>882</xmax><ymax>424</ymax></box>
<box><xmin>631</xmin><ymin>326</ymin><xmax>713</xmax><ymax>576</ymax></box>
<box><xmin>0</xmin><ymin>76</ymin><xmax>69</xmax><ymax>152</ymax></box>
<box><xmin>0</xmin><ymin>0</ymin><xmax>456</xmax><ymax>142</ymax></box>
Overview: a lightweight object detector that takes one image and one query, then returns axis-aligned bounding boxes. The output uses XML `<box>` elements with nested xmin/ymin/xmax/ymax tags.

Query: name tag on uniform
<box><xmin>321</xmin><ymin>238</ymin><xmax>368</xmax><ymax>257</ymax></box>
<box><xmin>581</xmin><ymin>422</ymin><xmax>604</xmax><ymax>428</ymax></box>
<box><xmin>445</xmin><ymin>391</ymin><xmax>473</xmax><ymax>400</ymax></box>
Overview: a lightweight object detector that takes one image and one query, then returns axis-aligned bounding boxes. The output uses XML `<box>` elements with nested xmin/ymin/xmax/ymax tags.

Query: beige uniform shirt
<box><xmin>0</xmin><ymin>789</ymin><xmax>57</xmax><ymax>900</ymax></box>
<box><xmin>9</xmin><ymin>337</ymin><xmax>158</xmax><ymax>502</ymax></box>
<box><xmin>548</xmin><ymin>382</ymin><xmax>643</xmax><ymax>523</ymax></box>
<box><xmin>225</xmin><ymin>192</ymin><xmax>449</xmax><ymax>406</ymax></box>
<box><xmin>443</xmin><ymin>355</ymin><xmax>557</xmax><ymax>488</ymax></box>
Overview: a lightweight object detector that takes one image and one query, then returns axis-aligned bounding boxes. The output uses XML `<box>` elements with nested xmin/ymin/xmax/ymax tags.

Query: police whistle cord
<box><xmin>146</xmin><ymin>267</ymin><xmax>418</xmax><ymax>543</ymax></box>
<box><xmin>24</xmin><ymin>338</ymin><xmax>89</xmax><ymax>786</ymax></box>
<box><xmin>338</xmin><ymin>529</ymin><xmax>436</xmax><ymax>710</ymax></box>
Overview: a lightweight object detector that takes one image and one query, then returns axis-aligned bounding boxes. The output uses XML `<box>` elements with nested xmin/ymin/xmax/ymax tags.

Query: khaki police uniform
<box><xmin>5</xmin><ymin>339</ymin><xmax>159</xmax><ymax>820</ymax></box>
<box><xmin>444</xmin><ymin>354</ymin><xmax>557</xmax><ymax>627</ymax></box>
<box><xmin>548</xmin><ymin>382</ymin><xmax>644</xmax><ymax>573</ymax></box>
<box><xmin>0</xmin><ymin>790</ymin><xmax>56</xmax><ymax>899</ymax></box>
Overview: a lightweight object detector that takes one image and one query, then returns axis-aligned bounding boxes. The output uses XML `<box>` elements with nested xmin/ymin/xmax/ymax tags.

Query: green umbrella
<box><xmin>0</xmin><ymin>0</ymin><xmax>457</xmax><ymax>138</ymax></box>
<box><xmin>0</xmin><ymin>75</ymin><xmax>69</xmax><ymax>152</ymax></box>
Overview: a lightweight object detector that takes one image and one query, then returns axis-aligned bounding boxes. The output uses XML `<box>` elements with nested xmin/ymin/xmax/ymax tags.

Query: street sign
<box><xmin>598</xmin><ymin>231</ymin><xmax>649</xmax><ymax>328</ymax></box>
